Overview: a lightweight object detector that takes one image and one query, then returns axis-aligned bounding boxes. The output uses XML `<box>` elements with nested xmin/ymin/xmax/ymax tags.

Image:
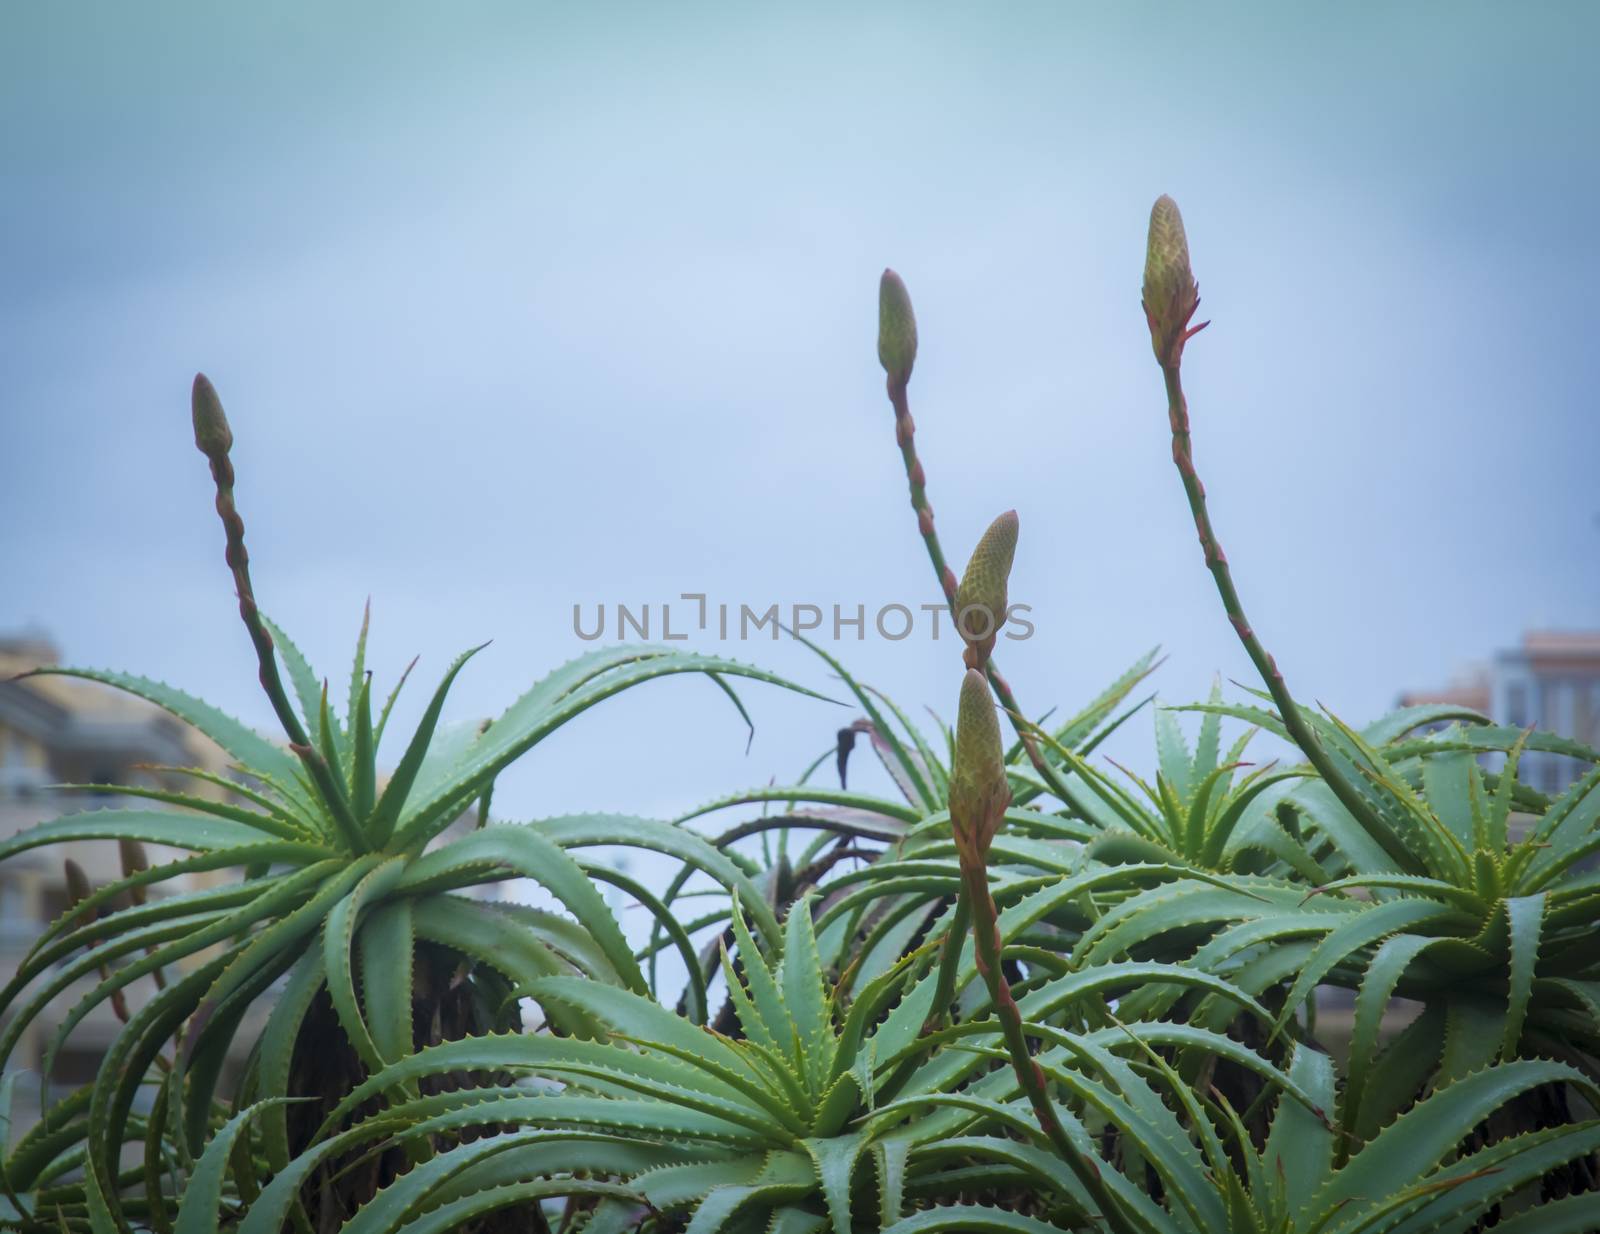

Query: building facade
<box><xmin>1399</xmin><ymin>630</ymin><xmax>1600</xmax><ymax>794</ymax></box>
<box><xmin>0</xmin><ymin>631</ymin><xmax>246</xmax><ymax>1101</ymax></box>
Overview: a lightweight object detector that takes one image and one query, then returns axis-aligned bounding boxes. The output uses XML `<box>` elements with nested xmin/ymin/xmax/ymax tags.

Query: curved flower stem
<box><xmin>957</xmin><ymin>857</ymin><xmax>1133</xmax><ymax>1232</ymax></box>
<box><xmin>194</xmin><ymin>376</ymin><xmax>366</xmax><ymax>853</ymax></box>
<box><xmin>1160</xmin><ymin>361</ymin><xmax>1401</xmax><ymax>863</ymax></box>
<box><xmin>202</xmin><ymin>445</ymin><xmax>308</xmax><ymax>751</ymax></box>
<box><xmin>884</xmin><ymin>377</ymin><xmax>1077</xmax><ymax>803</ymax></box>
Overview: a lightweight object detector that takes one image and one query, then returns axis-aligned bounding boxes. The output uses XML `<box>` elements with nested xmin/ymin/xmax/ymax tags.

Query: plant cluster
<box><xmin>2</xmin><ymin>199</ymin><xmax>1597</xmax><ymax>1234</ymax></box>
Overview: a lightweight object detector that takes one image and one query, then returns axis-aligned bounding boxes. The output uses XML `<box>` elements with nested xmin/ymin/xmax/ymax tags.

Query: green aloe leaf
<box><xmin>0</xmin><ymin>810</ymin><xmax>283</xmax><ymax>864</ymax></box>
<box><xmin>367</xmin><ymin>643</ymin><xmax>487</xmax><ymax>846</ymax></box>
<box><xmin>173</xmin><ymin>1099</ymin><xmax>298</xmax><ymax>1234</ymax></box>
<box><xmin>260</xmin><ymin>615</ymin><xmax>340</xmax><ymax>762</ymax></box>
<box><xmin>323</xmin><ymin>857</ymin><xmax>408</xmax><ymax>1071</ymax></box>
<box><xmin>399</xmin><ymin>824</ymin><xmax>645</xmax><ymax>993</ymax></box>
<box><xmin>391</xmin><ymin>651</ymin><xmax>831</xmax><ymax>849</ymax></box>
<box><xmin>1312</xmin><ymin>1058</ymin><xmax>1600</xmax><ymax>1217</ymax></box>
<box><xmin>29</xmin><ymin>667</ymin><xmax>310</xmax><ymax>801</ymax></box>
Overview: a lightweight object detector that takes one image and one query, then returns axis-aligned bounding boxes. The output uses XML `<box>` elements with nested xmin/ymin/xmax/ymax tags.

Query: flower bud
<box><xmin>118</xmin><ymin>838</ymin><xmax>150</xmax><ymax>877</ymax></box>
<box><xmin>878</xmin><ymin>269</ymin><xmax>918</xmax><ymax>387</ymax></box>
<box><xmin>64</xmin><ymin>858</ymin><xmax>94</xmax><ymax>925</ymax></box>
<box><xmin>950</xmin><ymin>668</ymin><xmax>1010</xmax><ymax>860</ymax></box>
<box><xmin>191</xmin><ymin>373</ymin><xmax>233</xmax><ymax>459</ymax></box>
<box><xmin>955</xmin><ymin>510</ymin><xmax>1018</xmax><ymax>668</ymax></box>
<box><xmin>1142</xmin><ymin>195</ymin><xmax>1201</xmax><ymax>366</ymax></box>
<box><xmin>120</xmin><ymin>839</ymin><xmax>151</xmax><ymax>906</ymax></box>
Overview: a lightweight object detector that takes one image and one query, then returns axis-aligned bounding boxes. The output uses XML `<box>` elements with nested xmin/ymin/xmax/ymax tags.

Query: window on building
<box><xmin>1</xmin><ymin>731</ymin><xmax>32</xmax><ymax>780</ymax></box>
<box><xmin>1505</xmin><ymin>683</ymin><xmax>1528</xmax><ymax>728</ymax></box>
<box><xmin>0</xmin><ymin>875</ymin><xmax>34</xmax><ymax>944</ymax></box>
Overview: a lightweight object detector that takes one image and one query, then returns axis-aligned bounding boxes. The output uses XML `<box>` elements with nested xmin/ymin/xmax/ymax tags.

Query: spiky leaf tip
<box><xmin>877</xmin><ymin>268</ymin><xmax>918</xmax><ymax>386</ymax></box>
<box><xmin>954</xmin><ymin>510</ymin><xmax>1018</xmax><ymax>666</ymax></box>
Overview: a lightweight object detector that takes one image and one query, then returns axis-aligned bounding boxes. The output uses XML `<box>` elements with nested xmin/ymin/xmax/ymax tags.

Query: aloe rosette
<box><xmin>0</xmin><ymin>377</ymin><xmax>821</xmax><ymax>1233</ymax></box>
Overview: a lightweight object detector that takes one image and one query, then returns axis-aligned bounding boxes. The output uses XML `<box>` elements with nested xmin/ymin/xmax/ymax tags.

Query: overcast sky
<box><xmin>3</xmin><ymin>3</ymin><xmax>1597</xmax><ymax>824</ymax></box>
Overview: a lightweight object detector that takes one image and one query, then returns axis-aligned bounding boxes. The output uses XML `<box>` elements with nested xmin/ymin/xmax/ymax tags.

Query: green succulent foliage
<box><xmin>661</xmin><ymin>643</ymin><xmax>1161</xmax><ymax>998</ymax></box>
<box><xmin>18</xmin><ymin>662</ymin><xmax>1575</xmax><ymax>1234</ymax></box>
<box><xmin>1087</xmin><ymin>695</ymin><xmax>1600</xmax><ymax>1140</ymax></box>
<box><xmin>0</xmin><ymin>615</ymin><xmax>816</xmax><ymax>1233</ymax></box>
<box><xmin>283</xmin><ymin>897</ymin><xmax>926</xmax><ymax>1234</ymax></box>
<box><xmin>1044</xmin><ymin>683</ymin><xmax>1311</xmax><ymax>878</ymax></box>
<box><xmin>238</xmin><ymin>898</ymin><xmax>1600</xmax><ymax>1234</ymax></box>
<box><xmin>952</xmin><ymin>1043</ymin><xmax>1600</xmax><ymax>1234</ymax></box>
<box><xmin>887</xmin><ymin>1041</ymin><xmax>1600</xmax><ymax>1234</ymax></box>
<box><xmin>7</xmin><ymin>214</ymin><xmax>1600</xmax><ymax>1234</ymax></box>
<box><xmin>205</xmin><ymin>898</ymin><xmax>1330</xmax><ymax>1234</ymax></box>
<box><xmin>679</xmin><ymin>640</ymin><xmax>1159</xmax><ymax>836</ymax></box>
<box><xmin>754</xmin><ymin>685</ymin><xmax>1600</xmax><ymax>1224</ymax></box>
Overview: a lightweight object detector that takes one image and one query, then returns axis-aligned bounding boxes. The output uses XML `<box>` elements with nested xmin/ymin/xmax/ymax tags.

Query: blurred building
<box><xmin>0</xmin><ymin>630</ymin><xmax>243</xmax><ymax>1097</ymax></box>
<box><xmin>1399</xmin><ymin>630</ymin><xmax>1600</xmax><ymax>795</ymax></box>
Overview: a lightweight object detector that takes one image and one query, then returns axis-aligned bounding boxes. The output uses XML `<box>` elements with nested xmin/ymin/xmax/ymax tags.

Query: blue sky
<box><xmin>3</xmin><ymin>3</ymin><xmax>1597</xmax><ymax>822</ymax></box>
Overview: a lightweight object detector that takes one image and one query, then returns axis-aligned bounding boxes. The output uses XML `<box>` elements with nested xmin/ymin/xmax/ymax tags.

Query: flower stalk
<box><xmin>65</xmin><ymin>860</ymin><xmax>131</xmax><ymax>1024</ymax></box>
<box><xmin>118</xmin><ymin>839</ymin><xmax>169</xmax><ymax>991</ymax></box>
<box><xmin>191</xmin><ymin>374</ymin><xmax>366</xmax><ymax>853</ymax></box>
<box><xmin>950</xmin><ymin>671</ymin><xmax>1128</xmax><ymax>1231</ymax></box>
<box><xmin>1142</xmin><ymin>198</ymin><xmax>1404</xmax><ymax>865</ymax></box>
<box><xmin>941</xmin><ymin>526</ymin><xmax>1128</xmax><ymax>1230</ymax></box>
<box><xmin>877</xmin><ymin>271</ymin><xmax>1077</xmax><ymax>804</ymax></box>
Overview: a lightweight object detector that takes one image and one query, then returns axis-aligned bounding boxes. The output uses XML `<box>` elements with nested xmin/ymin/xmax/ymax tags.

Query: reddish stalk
<box><xmin>948</xmin><ymin>668</ymin><xmax>1129</xmax><ymax>1232</ymax></box>
<box><xmin>1143</xmin><ymin>199</ymin><xmax>1399</xmax><ymax>863</ymax></box>
<box><xmin>878</xmin><ymin>282</ymin><xmax>1077</xmax><ymax>805</ymax></box>
<box><xmin>191</xmin><ymin>375</ymin><xmax>365</xmax><ymax>852</ymax></box>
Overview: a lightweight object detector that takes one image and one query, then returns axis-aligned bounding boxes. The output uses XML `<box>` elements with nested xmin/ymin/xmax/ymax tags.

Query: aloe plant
<box><xmin>661</xmin><ymin>635</ymin><xmax>1159</xmax><ymax>1002</ymax></box>
<box><xmin>245</xmin><ymin>898</ymin><xmax>930</xmax><ymax>1234</ymax></box>
<box><xmin>877</xmin><ymin>270</ymin><xmax>1076</xmax><ymax>805</ymax></box>
<box><xmin>239</xmin><ymin>886</ymin><xmax>1323</xmax><ymax>1234</ymax></box>
<box><xmin>1094</xmin><ymin>707</ymin><xmax>1600</xmax><ymax>1138</ymax></box>
<box><xmin>1032</xmin><ymin>686</ymin><xmax>1311</xmax><ymax>878</ymax></box>
<box><xmin>4</xmin><ymin>199</ymin><xmax>1598</xmax><ymax>1233</ymax></box>
<box><xmin>0</xmin><ymin>376</ymin><xmax>816</xmax><ymax>1232</ymax></box>
<box><xmin>889</xmin><ymin>1044</ymin><xmax>1600</xmax><ymax>1234</ymax></box>
<box><xmin>1135</xmin><ymin>197</ymin><xmax>1600</xmax><ymax>1147</ymax></box>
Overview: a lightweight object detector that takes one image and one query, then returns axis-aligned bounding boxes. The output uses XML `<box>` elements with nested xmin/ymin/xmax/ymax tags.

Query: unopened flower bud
<box><xmin>120</xmin><ymin>839</ymin><xmax>151</xmax><ymax>905</ymax></box>
<box><xmin>65</xmin><ymin>857</ymin><xmax>131</xmax><ymax>1019</ymax></box>
<box><xmin>878</xmin><ymin>269</ymin><xmax>918</xmax><ymax>387</ymax></box>
<box><xmin>191</xmin><ymin>373</ymin><xmax>234</xmax><ymax>459</ymax></box>
<box><xmin>955</xmin><ymin>510</ymin><xmax>1018</xmax><ymax>668</ymax></box>
<box><xmin>950</xmin><ymin>668</ymin><xmax>1010</xmax><ymax>860</ymax></box>
<box><xmin>64</xmin><ymin>858</ymin><xmax>94</xmax><ymax>923</ymax></box>
<box><xmin>1142</xmin><ymin>195</ymin><xmax>1201</xmax><ymax>367</ymax></box>
<box><xmin>118</xmin><ymin>838</ymin><xmax>150</xmax><ymax>876</ymax></box>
